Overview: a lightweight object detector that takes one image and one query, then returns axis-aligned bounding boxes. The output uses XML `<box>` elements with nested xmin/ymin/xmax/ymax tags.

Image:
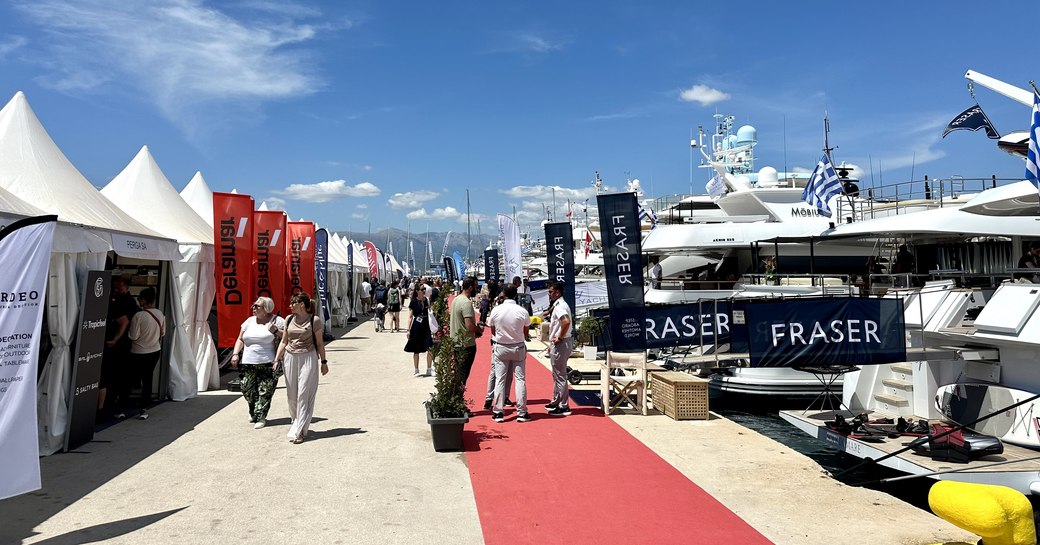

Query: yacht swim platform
<box><xmin>780</xmin><ymin>409</ymin><xmax>1040</xmax><ymax>496</ymax></box>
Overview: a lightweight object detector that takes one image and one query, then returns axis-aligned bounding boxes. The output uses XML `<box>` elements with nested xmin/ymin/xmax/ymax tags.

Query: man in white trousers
<box><xmin>487</xmin><ymin>284</ymin><xmax>531</xmax><ymax>422</ymax></box>
<box><xmin>545</xmin><ymin>281</ymin><xmax>573</xmax><ymax>416</ymax></box>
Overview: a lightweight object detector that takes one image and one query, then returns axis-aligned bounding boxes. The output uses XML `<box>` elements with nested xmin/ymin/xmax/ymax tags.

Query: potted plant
<box><xmin>576</xmin><ymin>315</ymin><xmax>603</xmax><ymax>360</ymax></box>
<box><xmin>424</xmin><ymin>289</ymin><xmax>469</xmax><ymax>451</ymax></box>
<box><xmin>763</xmin><ymin>256</ymin><xmax>778</xmax><ymax>285</ymax></box>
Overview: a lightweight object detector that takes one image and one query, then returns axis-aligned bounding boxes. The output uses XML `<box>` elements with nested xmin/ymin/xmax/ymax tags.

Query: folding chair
<box><xmin>600</xmin><ymin>350</ymin><xmax>649</xmax><ymax>415</ymax></box>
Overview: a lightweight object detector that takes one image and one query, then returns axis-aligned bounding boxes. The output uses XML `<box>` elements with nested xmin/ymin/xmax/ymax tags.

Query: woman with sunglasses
<box><xmin>230</xmin><ymin>297</ymin><xmax>285</xmax><ymax>429</ymax></box>
<box><xmin>275</xmin><ymin>292</ymin><xmax>329</xmax><ymax>444</ymax></box>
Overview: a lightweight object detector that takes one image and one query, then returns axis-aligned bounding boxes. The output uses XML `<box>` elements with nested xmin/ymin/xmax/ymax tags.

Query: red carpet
<box><xmin>463</xmin><ymin>334</ymin><xmax>773</xmax><ymax>545</ymax></box>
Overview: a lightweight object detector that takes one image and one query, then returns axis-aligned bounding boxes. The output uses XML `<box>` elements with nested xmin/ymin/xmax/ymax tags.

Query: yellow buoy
<box><xmin>928</xmin><ymin>481</ymin><xmax>1036</xmax><ymax>545</ymax></box>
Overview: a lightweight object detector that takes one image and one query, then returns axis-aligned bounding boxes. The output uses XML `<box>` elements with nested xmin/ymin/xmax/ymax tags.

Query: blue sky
<box><xmin>0</xmin><ymin>1</ymin><xmax>1032</xmax><ymax>235</ymax></box>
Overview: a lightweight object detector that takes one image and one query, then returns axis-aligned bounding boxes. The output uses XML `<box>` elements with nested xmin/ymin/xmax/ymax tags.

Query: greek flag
<box><xmin>801</xmin><ymin>154</ymin><xmax>842</xmax><ymax>217</ymax></box>
<box><xmin>638</xmin><ymin>203</ymin><xmax>658</xmax><ymax>229</ymax></box>
<box><xmin>1026</xmin><ymin>92</ymin><xmax>1040</xmax><ymax>190</ymax></box>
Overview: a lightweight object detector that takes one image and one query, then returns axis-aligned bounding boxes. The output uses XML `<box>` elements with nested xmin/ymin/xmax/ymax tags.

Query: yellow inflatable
<box><xmin>928</xmin><ymin>481</ymin><xmax>1036</xmax><ymax>545</ymax></box>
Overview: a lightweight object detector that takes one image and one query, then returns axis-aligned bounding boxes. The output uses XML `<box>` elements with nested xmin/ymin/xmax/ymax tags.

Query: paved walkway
<box><xmin>2</xmin><ymin>316</ymin><xmax>977</xmax><ymax>545</ymax></box>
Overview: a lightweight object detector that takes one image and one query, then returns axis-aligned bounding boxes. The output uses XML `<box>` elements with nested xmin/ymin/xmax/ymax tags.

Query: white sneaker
<box><xmin>425</xmin><ymin>368</ymin><xmax>433</xmax><ymax>377</ymax></box>
<box><xmin>137</xmin><ymin>411</ymin><xmax>149</xmax><ymax>420</ymax></box>
<box><xmin>413</xmin><ymin>369</ymin><xmax>421</xmax><ymax>377</ymax></box>
<box><xmin>253</xmin><ymin>419</ymin><xmax>266</xmax><ymax>429</ymax></box>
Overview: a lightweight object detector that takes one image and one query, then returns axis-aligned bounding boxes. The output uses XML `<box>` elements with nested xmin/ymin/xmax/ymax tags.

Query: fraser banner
<box><xmin>483</xmin><ymin>248</ymin><xmax>499</xmax><ymax>285</ymax></box>
<box><xmin>544</xmin><ymin>222</ymin><xmax>575</xmax><ymax>315</ymax></box>
<box><xmin>286</xmin><ymin>222</ymin><xmax>316</xmax><ymax>312</ymax></box>
<box><xmin>745</xmin><ymin>297</ymin><xmax>906</xmax><ymax>368</ymax></box>
<box><xmin>0</xmin><ymin>215</ymin><xmax>56</xmax><ymax>500</ymax></box>
<box><xmin>592</xmin><ymin>301</ymin><xmax>733</xmax><ymax>350</ymax></box>
<box><xmin>596</xmin><ymin>193</ymin><xmax>647</xmax><ymax>352</ymax></box>
<box><xmin>253</xmin><ymin>210</ymin><xmax>286</xmax><ymax>313</ymax></box>
<box><xmin>213</xmin><ymin>192</ymin><xmax>254</xmax><ymax>347</ymax></box>
<box><xmin>444</xmin><ymin>255</ymin><xmax>457</xmax><ymax>285</ymax></box>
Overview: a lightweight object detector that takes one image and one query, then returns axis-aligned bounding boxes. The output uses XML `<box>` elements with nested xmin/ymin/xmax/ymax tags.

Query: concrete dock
<box><xmin>1</xmin><ymin>319</ymin><xmax>978</xmax><ymax>545</ymax></box>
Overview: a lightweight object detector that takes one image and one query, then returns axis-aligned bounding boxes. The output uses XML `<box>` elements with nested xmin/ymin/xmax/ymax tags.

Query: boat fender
<box><xmin>928</xmin><ymin>481</ymin><xmax>1036</xmax><ymax>545</ymax></box>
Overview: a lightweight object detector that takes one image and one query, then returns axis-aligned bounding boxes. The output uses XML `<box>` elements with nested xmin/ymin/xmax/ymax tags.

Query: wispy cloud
<box><xmin>264</xmin><ymin>196</ymin><xmax>287</xmax><ymax>209</ymax></box>
<box><xmin>679</xmin><ymin>84</ymin><xmax>730</xmax><ymax>106</ymax></box>
<box><xmin>15</xmin><ymin>0</ymin><xmax>327</xmax><ymax>136</ymax></box>
<box><xmin>276</xmin><ymin>180</ymin><xmax>380</xmax><ymax>203</ymax></box>
<box><xmin>0</xmin><ymin>36</ymin><xmax>27</xmax><ymax>58</ymax></box>
<box><xmin>388</xmin><ymin>190</ymin><xmax>439</xmax><ymax>209</ymax></box>
<box><xmin>351</xmin><ymin>212</ymin><xmax>367</xmax><ymax>219</ymax></box>
<box><xmin>501</xmin><ymin>184</ymin><xmax>597</xmax><ymax>202</ymax></box>
<box><xmin>457</xmin><ymin>213</ymin><xmax>487</xmax><ymax>224</ymax></box>
<box><xmin>490</xmin><ymin>31</ymin><xmax>571</xmax><ymax>54</ymax></box>
<box><xmin>586</xmin><ymin>111</ymin><xmax>641</xmax><ymax>122</ymax></box>
<box><xmin>406</xmin><ymin>207</ymin><xmax>460</xmax><ymax>220</ymax></box>
<box><xmin>356</xmin><ymin>203</ymin><xmax>367</xmax><ymax>209</ymax></box>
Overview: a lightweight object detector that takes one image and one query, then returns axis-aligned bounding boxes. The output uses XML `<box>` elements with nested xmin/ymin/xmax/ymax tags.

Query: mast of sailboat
<box><xmin>424</xmin><ymin>225</ymin><xmax>430</xmax><ymax>275</ymax></box>
<box><xmin>466</xmin><ymin>189</ymin><xmax>472</xmax><ymax>263</ymax></box>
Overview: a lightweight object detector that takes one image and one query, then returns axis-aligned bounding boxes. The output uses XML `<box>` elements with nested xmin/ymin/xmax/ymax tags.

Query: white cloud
<box><xmin>388</xmin><ymin>190</ymin><xmax>439</xmax><ymax>209</ymax></box>
<box><xmin>406</xmin><ymin>207</ymin><xmax>460</xmax><ymax>220</ymax></box>
<box><xmin>679</xmin><ymin>84</ymin><xmax>730</xmax><ymax>106</ymax></box>
<box><xmin>456</xmin><ymin>213</ymin><xmax>488</xmax><ymax>224</ymax></box>
<box><xmin>264</xmin><ymin>196</ymin><xmax>287</xmax><ymax>210</ymax></box>
<box><xmin>15</xmin><ymin>0</ymin><xmax>326</xmax><ymax>134</ymax></box>
<box><xmin>0</xmin><ymin>36</ymin><xmax>27</xmax><ymax>58</ymax></box>
<box><xmin>356</xmin><ymin>203</ymin><xmax>367</xmax><ymax>209</ymax></box>
<box><xmin>491</xmin><ymin>31</ymin><xmax>571</xmax><ymax>54</ymax></box>
<box><xmin>351</xmin><ymin>212</ymin><xmax>366</xmax><ymax>219</ymax></box>
<box><xmin>276</xmin><ymin>180</ymin><xmax>380</xmax><ymax>203</ymax></box>
<box><xmin>501</xmin><ymin>184</ymin><xmax>597</xmax><ymax>202</ymax></box>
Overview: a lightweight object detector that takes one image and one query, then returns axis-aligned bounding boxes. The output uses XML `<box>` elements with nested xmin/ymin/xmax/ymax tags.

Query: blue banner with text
<box><xmin>596</xmin><ymin>192</ymin><xmax>646</xmax><ymax>352</ymax></box>
<box><xmin>544</xmin><ymin>222</ymin><xmax>576</xmax><ymax>314</ymax></box>
<box><xmin>745</xmin><ymin>297</ymin><xmax>905</xmax><ymax>368</ymax></box>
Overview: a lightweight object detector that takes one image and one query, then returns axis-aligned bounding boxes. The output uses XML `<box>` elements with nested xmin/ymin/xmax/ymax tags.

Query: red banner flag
<box><xmin>364</xmin><ymin>240</ymin><xmax>379</xmax><ymax>282</ymax></box>
<box><xmin>213</xmin><ymin>192</ymin><xmax>254</xmax><ymax>348</ymax></box>
<box><xmin>253</xmin><ymin>210</ymin><xmax>287</xmax><ymax>315</ymax></box>
<box><xmin>285</xmin><ymin>221</ymin><xmax>316</xmax><ymax>312</ymax></box>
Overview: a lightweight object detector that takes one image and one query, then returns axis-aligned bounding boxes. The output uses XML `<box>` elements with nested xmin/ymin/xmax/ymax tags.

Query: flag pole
<box><xmin>823</xmin><ymin>112</ymin><xmax>856</xmax><ymax>221</ymax></box>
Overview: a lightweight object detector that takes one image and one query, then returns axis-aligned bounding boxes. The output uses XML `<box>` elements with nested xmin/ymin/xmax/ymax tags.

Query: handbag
<box><xmin>427</xmin><ymin>307</ymin><xmax>439</xmax><ymax>335</ymax></box>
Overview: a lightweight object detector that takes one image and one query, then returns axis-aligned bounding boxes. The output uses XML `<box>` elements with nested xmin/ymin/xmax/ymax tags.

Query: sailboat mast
<box><xmin>466</xmin><ymin>189</ymin><xmax>472</xmax><ymax>262</ymax></box>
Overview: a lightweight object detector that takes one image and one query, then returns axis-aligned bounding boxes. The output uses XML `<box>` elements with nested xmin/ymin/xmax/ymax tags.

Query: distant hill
<box><xmin>333</xmin><ymin>228</ymin><xmax>495</xmax><ymax>272</ymax></box>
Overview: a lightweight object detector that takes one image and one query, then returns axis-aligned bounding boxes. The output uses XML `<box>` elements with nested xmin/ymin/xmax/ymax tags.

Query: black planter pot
<box><xmin>426</xmin><ymin>405</ymin><xmax>469</xmax><ymax>452</ymax></box>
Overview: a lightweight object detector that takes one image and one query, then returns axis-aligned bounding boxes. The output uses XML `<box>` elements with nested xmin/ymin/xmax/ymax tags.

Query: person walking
<box><xmin>404</xmin><ymin>287</ymin><xmax>434</xmax><ymax>377</ymax></box>
<box><xmin>449</xmin><ymin>276</ymin><xmax>483</xmax><ymax>399</ymax></box>
<box><xmin>101</xmin><ymin>274</ymin><xmax>138</xmax><ymax>419</ymax></box>
<box><xmin>126</xmin><ymin>287</ymin><xmax>164</xmax><ymax>421</ymax></box>
<box><xmin>545</xmin><ymin>281</ymin><xmax>573</xmax><ymax>416</ymax></box>
<box><xmin>275</xmin><ymin>292</ymin><xmax>329</xmax><ymax>444</ymax></box>
<box><xmin>360</xmin><ymin>278</ymin><xmax>372</xmax><ymax>315</ymax></box>
<box><xmin>487</xmin><ymin>285</ymin><xmax>531</xmax><ymax>423</ymax></box>
<box><xmin>387</xmin><ymin>283</ymin><xmax>402</xmax><ymax>332</ymax></box>
<box><xmin>230</xmin><ymin>296</ymin><xmax>285</xmax><ymax>429</ymax></box>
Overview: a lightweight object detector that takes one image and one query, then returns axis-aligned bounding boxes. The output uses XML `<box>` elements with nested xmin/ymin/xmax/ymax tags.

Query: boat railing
<box><xmin>741</xmin><ymin>273</ymin><xmax>851</xmax><ymax>288</ymax></box>
<box><xmin>835</xmin><ymin>175</ymin><xmax>1020</xmax><ymax>220</ymax></box>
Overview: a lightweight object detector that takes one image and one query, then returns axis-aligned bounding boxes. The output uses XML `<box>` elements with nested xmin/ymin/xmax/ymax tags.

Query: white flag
<box><xmin>0</xmin><ymin>216</ymin><xmax>56</xmax><ymax>500</ymax></box>
<box><xmin>706</xmin><ymin>176</ymin><xmax>726</xmax><ymax>199</ymax></box>
<box><xmin>497</xmin><ymin>214</ymin><xmax>522</xmax><ymax>282</ymax></box>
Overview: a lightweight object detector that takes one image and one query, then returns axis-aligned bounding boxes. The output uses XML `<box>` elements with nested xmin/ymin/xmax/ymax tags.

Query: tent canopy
<box><xmin>180</xmin><ymin>171</ymin><xmax>214</xmax><ymax>228</ymax></box>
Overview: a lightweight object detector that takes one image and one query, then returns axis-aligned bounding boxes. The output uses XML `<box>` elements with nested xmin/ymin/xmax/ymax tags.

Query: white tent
<box><xmin>100</xmin><ymin>146</ymin><xmax>220</xmax><ymax>398</ymax></box>
<box><xmin>0</xmin><ymin>91</ymin><xmax>180</xmax><ymax>455</ymax></box>
<box><xmin>180</xmin><ymin>171</ymin><xmax>214</xmax><ymax>228</ymax></box>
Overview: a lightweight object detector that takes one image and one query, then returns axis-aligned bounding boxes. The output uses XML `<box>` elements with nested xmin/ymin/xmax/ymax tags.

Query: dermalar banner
<box><xmin>65</xmin><ymin>269</ymin><xmax>111</xmax><ymax>452</ymax></box>
<box><xmin>483</xmin><ymin>248</ymin><xmax>499</xmax><ymax>284</ymax></box>
<box><xmin>544</xmin><ymin>222</ymin><xmax>576</xmax><ymax>316</ymax></box>
<box><xmin>253</xmin><ymin>210</ymin><xmax>286</xmax><ymax>314</ymax></box>
<box><xmin>315</xmin><ymin>228</ymin><xmax>330</xmax><ymax>325</ymax></box>
<box><xmin>746</xmin><ymin>297</ymin><xmax>906</xmax><ymax>368</ymax></box>
<box><xmin>497</xmin><ymin>213</ymin><xmax>522</xmax><ymax>283</ymax></box>
<box><xmin>0</xmin><ymin>215</ymin><xmax>56</xmax><ymax>500</ymax></box>
<box><xmin>364</xmin><ymin>241</ymin><xmax>379</xmax><ymax>283</ymax></box>
<box><xmin>286</xmin><ymin>222</ymin><xmax>316</xmax><ymax>311</ymax></box>
<box><xmin>213</xmin><ymin>192</ymin><xmax>254</xmax><ymax>347</ymax></box>
<box><xmin>596</xmin><ymin>192</ymin><xmax>647</xmax><ymax>352</ymax></box>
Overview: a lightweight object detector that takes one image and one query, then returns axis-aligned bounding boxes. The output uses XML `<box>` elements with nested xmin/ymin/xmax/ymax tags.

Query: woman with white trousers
<box><xmin>275</xmin><ymin>292</ymin><xmax>328</xmax><ymax>444</ymax></box>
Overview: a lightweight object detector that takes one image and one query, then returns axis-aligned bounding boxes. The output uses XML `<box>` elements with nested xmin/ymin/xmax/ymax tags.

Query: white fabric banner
<box><xmin>0</xmin><ymin>216</ymin><xmax>56</xmax><ymax>500</ymax></box>
<box><xmin>497</xmin><ymin>214</ymin><xmax>522</xmax><ymax>283</ymax></box>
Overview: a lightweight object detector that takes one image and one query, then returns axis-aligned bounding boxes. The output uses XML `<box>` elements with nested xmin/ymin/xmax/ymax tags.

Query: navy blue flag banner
<box><xmin>1027</xmin><ymin>93</ymin><xmax>1040</xmax><ymax>190</ymax></box>
<box><xmin>544</xmin><ymin>222</ymin><xmax>576</xmax><ymax>315</ymax></box>
<box><xmin>596</xmin><ymin>192</ymin><xmax>647</xmax><ymax>352</ymax></box>
<box><xmin>452</xmin><ymin>251</ymin><xmax>465</xmax><ymax>282</ymax></box>
<box><xmin>0</xmin><ymin>215</ymin><xmax>56</xmax><ymax>500</ymax></box>
<box><xmin>593</xmin><ymin>302</ymin><xmax>733</xmax><ymax>350</ymax></box>
<box><xmin>801</xmin><ymin>154</ymin><xmax>843</xmax><ymax>217</ymax></box>
<box><xmin>444</xmin><ymin>256</ymin><xmax>457</xmax><ymax>284</ymax></box>
<box><xmin>346</xmin><ymin>241</ymin><xmax>354</xmax><ymax>316</ymax></box>
<box><xmin>315</xmin><ymin>228</ymin><xmax>330</xmax><ymax>325</ymax></box>
<box><xmin>65</xmin><ymin>270</ymin><xmax>111</xmax><ymax>453</ymax></box>
<box><xmin>745</xmin><ymin>297</ymin><xmax>905</xmax><ymax>368</ymax></box>
<box><xmin>484</xmin><ymin>248</ymin><xmax>500</xmax><ymax>284</ymax></box>
<box><xmin>942</xmin><ymin>104</ymin><xmax>1000</xmax><ymax>139</ymax></box>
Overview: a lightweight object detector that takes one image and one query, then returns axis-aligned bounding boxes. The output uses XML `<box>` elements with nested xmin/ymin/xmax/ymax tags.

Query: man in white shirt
<box><xmin>487</xmin><ymin>285</ymin><xmax>531</xmax><ymax>422</ymax></box>
<box><xmin>545</xmin><ymin>281</ymin><xmax>573</xmax><ymax>416</ymax></box>
<box><xmin>649</xmin><ymin>258</ymin><xmax>663</xmax><ymax>290</ymax></box>
<box><xmin>360</xmin><ymin>279</ymin><xmax>372</xmax><ymax>315</ymax></box>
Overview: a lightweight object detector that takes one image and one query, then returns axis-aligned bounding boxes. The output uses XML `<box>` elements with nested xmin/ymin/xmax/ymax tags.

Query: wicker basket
<box><xmin>651</xmin><ymin>371</ymin><xmax>708</xmax><ymax>420</ymax></box>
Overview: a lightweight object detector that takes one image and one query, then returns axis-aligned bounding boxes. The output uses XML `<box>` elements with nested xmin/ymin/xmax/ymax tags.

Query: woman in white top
<box><xmin>127</xmin><ymin>287</ymin><xmax>165</xmax><ymax>420</ymax></box>
<box><xmin>275</xmin><ymin>292</ymin><xmax>328</xmax><ymax>444</ymax></box>
<box><xmin>230</xmin><ymin>297</ymin><xmax>286</xmax><ymax>429</ymax></box>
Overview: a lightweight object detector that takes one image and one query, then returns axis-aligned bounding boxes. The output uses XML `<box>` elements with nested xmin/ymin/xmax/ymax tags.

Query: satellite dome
<box><xmin>733</xmin><ymin>174</ymin><xmax>754</xmax><ymax>190</ymax></box>
<box><xmin>757</xmin><ymin>166</ymin><xmax>779</xmax><ymax>187</ymax></box>
<box><xmin>736</xmin><ymin>125</ymin><xmax>757</xmax><ymax>146</ymax></box>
